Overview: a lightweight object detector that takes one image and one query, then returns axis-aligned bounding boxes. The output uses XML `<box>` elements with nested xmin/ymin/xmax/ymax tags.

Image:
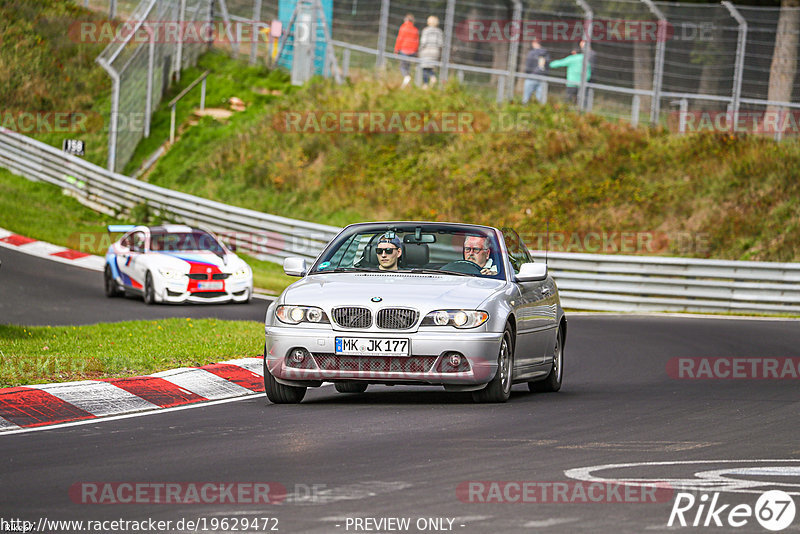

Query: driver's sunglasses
<box><xmin>463</xmin><ymin>246</ymin><xmax>487</xmax><ymax>253</ymax></box>
<box><xmin>376</xmin><ymin>246</ymin><xmax>398</xmax><ymax>255</ymax></box>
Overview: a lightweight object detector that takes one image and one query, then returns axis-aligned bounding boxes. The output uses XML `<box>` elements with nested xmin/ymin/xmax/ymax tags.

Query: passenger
<box><xmin>376</xmin><ymin>235</ymin><xmax>403</xmax><ymax>271</ymax></box>
<box><xmin>463</xmin><ymin>235</ymin><xmax>497</xmax><ymax>275</ymax></box>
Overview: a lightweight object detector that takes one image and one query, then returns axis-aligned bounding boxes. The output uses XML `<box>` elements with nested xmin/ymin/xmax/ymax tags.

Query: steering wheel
<box><xmin>441</xmin><ymin>260</ymin><xmax>483</xmax><ymax>275</ymax></box>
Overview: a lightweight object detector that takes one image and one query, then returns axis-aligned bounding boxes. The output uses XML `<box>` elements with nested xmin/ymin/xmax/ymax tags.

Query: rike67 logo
<box><xmin>669</xmin><ymin>490</ymin><xmax>796</xmax><ymax>531</ymax></box>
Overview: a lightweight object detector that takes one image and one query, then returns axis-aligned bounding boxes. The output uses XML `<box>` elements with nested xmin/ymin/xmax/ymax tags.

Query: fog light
<box><xmin>290</xmin><ymin>349</ymin><xmax>306</xmax><ymax>363</ymax></box>
<box><xmin>448</xmin><ymin>353</ymin><xmax>461</xmax><ymax>367</ymax></box>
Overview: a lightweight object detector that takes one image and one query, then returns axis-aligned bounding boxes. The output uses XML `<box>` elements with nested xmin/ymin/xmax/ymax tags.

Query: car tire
<box><xmin>472</xmin><ymin>325</ymin><xmax>514</xmax><ymax>403</ymax></box>
<box><xmin>104</xmin><ymin>265</ymin><xmax>121</xmax><ymax>298</ymax></box>
<box><xmin>334</xmin><ymin>382</ymin><xmax>368</xmax><ymax>394</ymax></box>
<box><xmin>143</xmin><ymin>271</ymin><xmax>156</xmax><ymax>305</ymax></box>
<box><xmin>263</xmin><ymin>355</ymin><xmax>306</xmax><ymax>404</ymax></box>
<box><xmin>529</xmin><ymin>325</ymin><xmax>563</xmax><ymax>393</ymax></box>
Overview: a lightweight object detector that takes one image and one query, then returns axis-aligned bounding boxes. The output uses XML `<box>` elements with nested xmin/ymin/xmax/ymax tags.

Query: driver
<box><xmin>376</xmin><ymin>235</ymin><xmax>403</xmax><ymax>271</ymax></box>
<box><xmin>463</xmin><ymin>235</ymin><xmax>497</xmax><ymax>275</ymax></box>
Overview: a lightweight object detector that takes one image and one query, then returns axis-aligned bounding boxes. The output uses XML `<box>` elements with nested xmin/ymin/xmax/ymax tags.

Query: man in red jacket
<box><xmin>394</xmin><ymin>13</ymin><xmax>419</xmax><ymax>88</ymax></box>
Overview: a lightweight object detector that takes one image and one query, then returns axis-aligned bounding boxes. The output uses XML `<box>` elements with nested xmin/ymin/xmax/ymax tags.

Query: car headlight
<box><xmin>421</xmin><ymin>310</ymin><xmax>489</xmax><ymax>329</ymax></box>
<box><xmin>275</xmin><ymin>305</ymin><xmax>330</xmax><ymax>325</ymax></box>
<box><xmin>232</xmin><ymin>268</ymin><xmax>249</xmax><ymax>279</ymax></box>
<box><xmin>158</xmin><ymin>268</ymin><xmax>186</xmax><ymax>279</ymax></box>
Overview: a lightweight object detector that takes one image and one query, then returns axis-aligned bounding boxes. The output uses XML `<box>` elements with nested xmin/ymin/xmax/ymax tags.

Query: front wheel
<box><xmin>472</xmin><ymin>325</ymin><xmax>514</xmax><ymax>403</ymax></box>
<box><xmin>529</xmin><ymin>325</ymin><xmax>563</xmax><ymax>393</ymax></box>
<box><xmin>263</xmin><ymin>357</ymin><xmax>306</xmax><ymax>404</ymax></box>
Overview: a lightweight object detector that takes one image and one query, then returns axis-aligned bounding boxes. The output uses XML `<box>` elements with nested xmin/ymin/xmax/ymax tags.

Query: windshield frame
<box><xmin>308</xmin><ymin>222</ymin><xmax>508</xmax><ymax>280</ymax></box>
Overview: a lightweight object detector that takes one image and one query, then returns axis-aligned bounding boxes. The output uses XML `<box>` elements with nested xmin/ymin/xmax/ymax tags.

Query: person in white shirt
<box><xmin>463</xmin><ymin>235</ymin><xmax>497</xmax><ymax>275</ymax></box>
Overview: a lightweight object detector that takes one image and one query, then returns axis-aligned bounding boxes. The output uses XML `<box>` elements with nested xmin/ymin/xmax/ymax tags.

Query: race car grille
<box><xmin>331</xmin><ymin>307</ymin><xmax>372</xmax><ymax>328</ymax></box>
<box><xmin>376</xmin><ymin>308</ymin><xmax>419</xmax><ymax>330</ymax></box>
<box><xmin>191</xmin><ymin>291</ymin><xmax>227</xmax><ymax>298</ymax></box>
<box><xmin>313</xmin><ymin>354</ymin><xmax>437</xmax><ymax>374</ymax></box>
<box><xmin>212</xmin><ymin>273</ymin><xmax>231</xmax><ymax>280</ymax></box>
<box><xmin>187</xmin><ymin>273</ymin><xmax>209</xmax><ymax>280</ymax></box>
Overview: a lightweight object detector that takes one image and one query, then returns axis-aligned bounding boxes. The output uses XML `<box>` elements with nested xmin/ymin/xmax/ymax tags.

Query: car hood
<box><xmin>281</xmin><ymin>272</ymin><xmax>507</xmax><ymax>310</ymax></box>
<box><xmin>152</xmin><ymin>251</ymin><xmax>245</xmax><ymax>271</ymax></box>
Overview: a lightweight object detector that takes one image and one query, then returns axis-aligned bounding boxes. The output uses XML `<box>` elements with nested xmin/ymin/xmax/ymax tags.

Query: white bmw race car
<box><xmin>104</xmin><ymin>224</ymin><xmax>253</xmax><ymax>304</ymax></box>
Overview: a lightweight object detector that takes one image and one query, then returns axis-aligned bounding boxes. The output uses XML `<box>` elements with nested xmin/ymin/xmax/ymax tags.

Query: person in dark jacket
<box><xmin>522</xmin><ymin>40</ymin><xmax>550</xmax><ymax>105</ymax></box>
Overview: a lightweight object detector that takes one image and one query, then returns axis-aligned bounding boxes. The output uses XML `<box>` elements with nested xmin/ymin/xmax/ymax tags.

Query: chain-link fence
<box><xmin>82</xmin><ymin>0</ymin><xmax>800</xmax><ymax>170</ymax></box>
<box><xmin>88</xmin><ymin>0</ymin><xmax>212</xmax><ymax>172</ymax></box>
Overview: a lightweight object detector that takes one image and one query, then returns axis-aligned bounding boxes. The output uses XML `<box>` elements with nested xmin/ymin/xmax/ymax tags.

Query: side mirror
<box><xmin>283</xmin><ymin>257</ymin><xmax>308</xmax><ymax>277</ymax></box>
<box><xmin>515</xmin><ymin>262</ymin><xmax>547</xmax><ymax>282</ymax></box>
<box><xmin>224</xmin><ymin>240</ymin><xmax>237</xmax><ymax>252</ymax></box>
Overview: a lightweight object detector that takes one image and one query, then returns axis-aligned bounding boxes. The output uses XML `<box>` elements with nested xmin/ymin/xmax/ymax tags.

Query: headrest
<box><xmin>401</xmin><ymin>243</ymin><xmax>429</xmax><ymax>267</ymax></box>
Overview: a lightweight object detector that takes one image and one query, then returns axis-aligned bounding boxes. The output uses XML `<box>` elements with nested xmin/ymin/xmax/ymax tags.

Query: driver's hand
<box><xmin>480</xmin><ymin>268</ymin><xmax>497</xmax><ymax>275</ymax></box>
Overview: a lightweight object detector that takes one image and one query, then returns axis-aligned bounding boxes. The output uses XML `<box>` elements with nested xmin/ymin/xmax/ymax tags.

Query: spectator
<box><xmin>463</xmin><ymin>235</ymin><xmax>497</xmax><ymax>275</ymax></box>
<box><xmin>394</xmin><ymin>14</ymin><xmax>419</xmax><ymax>89</ymax></box>
<box><xmin>522</xmin><ymin>39</ymin><xmax>550</xmax><ymax>105</ymax></box>
<box><xmin>419</xmin><ymin>16</ymin><xmax>444</xmax><ymax>89</ymax></box>
<box><xmin>548</xmin><ymin>47</ymin><xmax>589</xmax><ymax>104</ymax></box>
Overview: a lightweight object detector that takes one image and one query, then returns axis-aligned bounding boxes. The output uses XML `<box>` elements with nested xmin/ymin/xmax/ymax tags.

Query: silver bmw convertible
<box><xmin>264</xmin><ymin>221</ymin><xmax>566</xmax><ymax>403</ymax></box>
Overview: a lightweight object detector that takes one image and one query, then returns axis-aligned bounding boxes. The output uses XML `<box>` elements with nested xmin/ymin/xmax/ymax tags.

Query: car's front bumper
<box><xmin>265</xmin><ymin>326</ymin><xmax>503</xmax><ymax>387</ymax></box>
<box><xmin>158</xmin><ymin>277</ymin><xmax>252</xmax><ymax>303</ymax></box>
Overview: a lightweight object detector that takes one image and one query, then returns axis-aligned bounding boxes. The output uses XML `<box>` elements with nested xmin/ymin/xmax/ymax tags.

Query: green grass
<box><xmin>0</xmin><ymin>319</ymin><xmax>263</xmax><ymax>387</ymax></box>
<box><xmin>0</xmin><ymin>168</ymin><xmax>297</xmax><ymax>293</ymax></box>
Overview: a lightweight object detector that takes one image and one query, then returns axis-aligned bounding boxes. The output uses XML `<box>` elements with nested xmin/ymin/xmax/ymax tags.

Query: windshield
<box><xmin>150</xmin><ymin>231</ymin><xmax>224</xmax><ymax>254</ymax></box>
<box><xmin>310</xmin><ymin>223</ymin><xmax>505</xmax><ymax>279</ymax></box>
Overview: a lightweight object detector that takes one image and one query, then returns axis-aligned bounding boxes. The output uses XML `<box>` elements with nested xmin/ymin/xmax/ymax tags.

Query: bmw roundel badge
<box><xmin>371</xmin><ymin>297</ymin><xmax>382</xmax><ymax>302</ymax></box>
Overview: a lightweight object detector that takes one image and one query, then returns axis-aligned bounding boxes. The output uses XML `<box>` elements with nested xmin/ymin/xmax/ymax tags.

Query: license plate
<box><xmin>197</xmin><ymin>281</ymin><xmax>223</xmax><ymax>290</ymax></box>
<box><xmin>335</xmin><ymin>337</ymin><xmax>410</xmax><ymax>356</ymax></box>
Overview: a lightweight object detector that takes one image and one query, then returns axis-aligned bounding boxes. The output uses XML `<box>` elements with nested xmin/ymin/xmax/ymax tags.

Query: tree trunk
<box><xmin>767</xmin><ymin>0</ymin><xmax>800</xmax><ymax>118</ymax></box>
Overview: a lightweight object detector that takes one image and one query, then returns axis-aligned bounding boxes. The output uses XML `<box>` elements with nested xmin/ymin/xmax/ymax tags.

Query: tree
<box><xmin>767</xmin><ymin>0</ymin><xmax>799</xmax><ymax>116</ymax></box>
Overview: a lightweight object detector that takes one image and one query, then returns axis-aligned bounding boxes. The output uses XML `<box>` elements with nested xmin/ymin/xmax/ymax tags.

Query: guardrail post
<box><xmin>722</xmin><ymin>1</ymin><xmax>747</xmax><ymax>128</ymax></box>
<box><xmin>200</xmin><ymin>77</ymin><xmax>207</xmax><ymax>111</ymax></box>
<box><xmin>439</xmin><ymin>0</ymin><xmax>456</xmax><ymax>84</ymax></box>
<box><xmin>170</xmin><ymin>104</ymin><xmax>177</xmax><ymax>144</ymax></box>
<box><xmin>376</xmin><ymin>0</ymin><xmax>390</xmax><ymax>69</ymax></box>
<box><xmin>496</xmin><ymin>76</ymin><xmax>505</xmax><ymax>104</ymax></box>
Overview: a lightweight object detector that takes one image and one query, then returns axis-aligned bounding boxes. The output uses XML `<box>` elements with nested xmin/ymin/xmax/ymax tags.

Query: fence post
<box><xmin>722</xmin><ymin>1</ymin><xmax>747</xmax><ymax>127</ymax></box>
<box><xmin>677</xmin><ymin>98</ymin><xmax>688</xmax><ymax>133</ymax></box>
<box><xmin>97</xmin><ymin>58</ymin><xmax>120</xmax><ymax>172</ymax></box>
<box><xmin>217</xmin><ymin>0</ymin><xmax>241</xmax><ymax>59</ymax></box>
<box><xmin>439</xmin><ymin>0</ymin><xmax>456</xmax><ymax>84</ymax></box>
<box><xmin>376</xmin><ymin>0</ymin><xmax>390</xmax><ymax>69</ymax></box>
<box><xmin>505</xmin><ymin>0</ymin><xmax>523</xmax><ymax>101</ymax></box>
<box><xmin>575</xmin><ymin>0</ymin><xmax>593</xmax><ymax>111</ymax></box>
<box><xmin>343</xmin><ymin>48</ymin><xmax>351</xmax><ymax>77</ymax></box>
<box><xmin>175</xmin><ymin>0</ymin><xmax>186</xmax><ymax>82</ymax></box>
<box><xmin>145</xmin><ymin>24</ymin><xmax>155</xmax><ymax>138</ymax></box>
<box><xmin>250</xmin><ymin>0</ymin><xmax>263</xmax><ymax>65</ymax></box>
<box><xmin>109</xmin><ymin>0</ymin><xmax>116</xmax><ymax>18</ymax></box>
<box><xmin>640</xmin><ymin>0</ymin><xmax>666</xmax><ymax>126</ymax></box>
<box><xmin>631</xmin><ymin>95</ymin><xmax>640</xmax><ymax>127</ymax></box>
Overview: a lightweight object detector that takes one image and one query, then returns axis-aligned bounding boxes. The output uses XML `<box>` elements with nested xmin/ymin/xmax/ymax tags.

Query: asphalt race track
<box><xmin>0</xmin><ymin>247</ymin><xmax>268</xmax><ymax>325</ymax></box>
<box><xmin>2</xmin><ymin>248</ymin><xmax>800</xmax><ymax>533</ymax></box>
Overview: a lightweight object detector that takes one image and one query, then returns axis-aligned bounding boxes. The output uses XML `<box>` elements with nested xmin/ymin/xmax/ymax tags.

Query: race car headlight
<box><xmin>158</xmin><ymin>268</ymin><xmax>185</xmax><ymax>279</ymax></box>
<box><xmin>421</xmin><ymin>310</ymin><xmax>489</xmax><ymax>329</ymax></box>
<box><xmin>275</xmin><ymin>305</ymin><xmax>330</xmax><ymax>325</ymax></box>
<box><xmin>232</xmin><ymin>268</ymin><xmax>249</xmax><ymax>279</ymax></box>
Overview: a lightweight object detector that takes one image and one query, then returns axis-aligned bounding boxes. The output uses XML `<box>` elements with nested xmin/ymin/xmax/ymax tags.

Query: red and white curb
<box><xmin>0</xmin><ymin>226</ymin><xmax>104</xmax><ymax>271</ymax></box>
<box><xmin>0</xmin><ymin>357</ymin><xmax>264</xmax><ymax>432</ymax></box>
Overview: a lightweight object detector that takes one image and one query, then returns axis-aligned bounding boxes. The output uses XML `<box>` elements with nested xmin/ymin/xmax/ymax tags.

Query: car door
<box><xmin>502</xmin><ymin>228</ymin><xmax>555</xmax><ymax>368</ymax></box>
<box><xmin>118</xmin><ymin>231</ymin><xmax>146</xmax><ymax>290</ymax></box>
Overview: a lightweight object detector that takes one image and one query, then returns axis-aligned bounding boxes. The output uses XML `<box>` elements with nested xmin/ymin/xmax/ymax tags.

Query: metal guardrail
<box><xmin>0</xmin><ymin>128</ymin><xmax>339</xmax><ymax>264</ymax></box>
<box><xmin>2</xmin><ymin>128</ymin><xmax>800</xmax><ymax>315</ymax></box>
<box><xmin>531</xmin><ymin>251</ymin><xmax>800</xmax><ymax>315</ymax></box>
